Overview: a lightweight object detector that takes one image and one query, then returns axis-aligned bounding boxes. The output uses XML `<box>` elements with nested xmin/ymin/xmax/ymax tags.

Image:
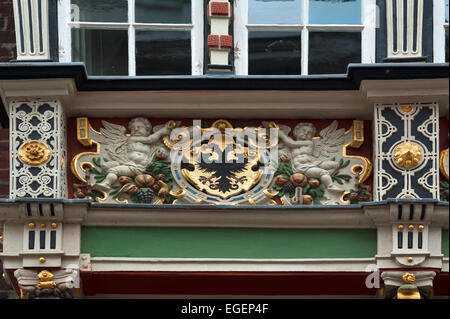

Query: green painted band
<box><xmin>81</xmin><ymin>227</ymin><xmax>377</xmax><ymax>259</ymax></box>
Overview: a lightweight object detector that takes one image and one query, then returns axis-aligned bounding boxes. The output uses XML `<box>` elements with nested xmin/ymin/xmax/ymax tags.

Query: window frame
<box><xmin>433</xmin><ymin>0</ymin><xmax>449</xmax><ymax>62</ymax></box>
<box><xmin>58</xmin><ymin>0</ymin><xmax>204</xmax><ymax>76</ymax></box>
<box><xmin>234</xmin><ymin>0</ymin><xmax>376</xmax><ymax>75</ymax></box>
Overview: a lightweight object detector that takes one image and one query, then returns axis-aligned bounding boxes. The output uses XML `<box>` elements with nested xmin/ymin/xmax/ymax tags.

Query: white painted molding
<box><xmin>89</xmin><ymin>256</ymin><xmax>376</xmax><ymax>272</ymax></box>
<box><xmin>13</xmin><ymin>0</ymin><xmax>51</xmax><ymax>60</ymax></box>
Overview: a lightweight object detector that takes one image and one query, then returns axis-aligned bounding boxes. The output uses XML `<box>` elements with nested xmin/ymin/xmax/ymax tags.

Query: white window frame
<box><xmin>433</xmin><ymin>0</ymin><xmax>448</xmax><ymax>62</ymax></box>
<box><xmin>234</xmin><ymin>0</ymin><xmax>376</xmax><ymax>75</ymax></box>
<box><xmin>58</xmin><ymin>0</ymin><xmax>204</xmax><ymax>75</ymax></box>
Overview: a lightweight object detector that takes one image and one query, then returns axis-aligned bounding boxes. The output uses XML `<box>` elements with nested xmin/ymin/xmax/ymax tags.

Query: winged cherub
<box><xmin>276</xmin><ymin>121</ymin><xmax>346</xmax><ymax>192</ymax></box>
<box><xmin>93</xmin><ymin>117</ymin><xmax>174</xmax><ymax>191</ymax></box>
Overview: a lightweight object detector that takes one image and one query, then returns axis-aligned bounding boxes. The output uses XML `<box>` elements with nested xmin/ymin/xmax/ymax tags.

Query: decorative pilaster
<box><xmin>207</xmin><ymin>0</ymin><xmax>233</xmax><ymax>73</ymax></box>
<box><xmin>380</xmin><ymin>271</ymin><xmax>436</xmax><ymax>299</ymax></box>
<box><xmin>9</xmin><ymin>99</ymin><xmax>67</xmax><ymax>198</ymax></box>
<box><xmin>385</xmin><ymin>0</ymin><xmax>426</xmax><ymax>62</ymax></box>
<box><xmin>12</xmin><ymin>0</ymin><xmax>55</xmax><ymax>61</ymax></box>
<box><xmin>14</xmin><ymin>269</ymin><xmax>78</xmax><ymax>299</ymax></box>
<box><xmin>374</xmin><ymin>103</ymin><xmax>439</xmax><ymax>200</ymax></box>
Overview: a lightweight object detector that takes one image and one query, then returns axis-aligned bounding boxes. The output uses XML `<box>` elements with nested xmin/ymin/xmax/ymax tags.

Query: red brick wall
<box><xmin>0</xmin><ymin>129</ymin><xmax>8</xmax><ymax>198</ymax></box>
<box><xmin>0</xmin><ymin>0</ymin><xmax>16</xmax><ymax>62</ymax></box>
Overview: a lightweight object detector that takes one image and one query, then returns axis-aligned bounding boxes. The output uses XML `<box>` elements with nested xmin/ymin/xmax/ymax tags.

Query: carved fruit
<box><xmin>152</xmin><ymin>184</ymin><xmax>160</xmax><ymax>191</ymax></box>
<box><xmin>136</xmin><ymin>188</ymin><xmax>154</xmax><ymax>203</ymax></box>
<box><xmin>308</xmin><ymin>179</ymin><xmax>320</xmax><ymax>188</ymax></box>
<box><xmin>119</xmin><ymin>183</ymin><xmax>139</xmax><ymax>195</ymax></box>
<box><xmin>74</xmin><ymin>190</ymin><xmax>85</xmax><ymax>199</ymax></box>
<box><xmin>155</xmin><ymin>152</ymin><xmax>167</xmax><ymax>160</ymax></box>
<box><xmin>135</xmin><ymin>174</ymin><xmax>155</xmax><ymax>188</ymax></box>
<box><xmin>302</xmin><ymin>195</ymin><xmax>313</xmax><ymax>205</ymax></box>
<box><xmin>275</xmin><ymin>175</ymin><xmax>289</xmax><ymax>186</ymax></box>
<box><xmin>118</xmin><ymin>176</ymin><xmax>130</xmax><ymax>185</ymax></box>
<box><xmin>156</xmin><ymin>174</ymin><xmax>165</xmax><ymax>181</ymax></box>
<box><xmin>290</xmin><ymin>173</ymin><xmax>307</xmax><ymax>188</ymax></box>
<box><xmin>158</xmin><ymin>180</ymin><xmax>169</xmax><ymax>199</ymax></box>
<box><xmin>281</xmin><ymin>156</ymin><xmax>291</xmax><ymax>163</ymax></box>
<box><xmin>349</xmin><ymin>192</ymin><xmax>359</xmax><ymax>202</ymax></box>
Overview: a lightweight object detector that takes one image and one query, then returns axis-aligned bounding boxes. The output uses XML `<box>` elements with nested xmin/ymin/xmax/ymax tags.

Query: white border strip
<box><xmin>90</xmin><ymin>257</ymin><xmax>376</xmax><ymax>272</ymax></box>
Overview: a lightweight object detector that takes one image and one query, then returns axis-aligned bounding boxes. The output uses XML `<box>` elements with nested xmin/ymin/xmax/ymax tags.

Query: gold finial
<box><xmin>418</xmin><ymin>225</ymin><xmax>424</xmax><ymax>231</ymax></box>
<box><xmin>40</xmin><ymin>223</ymin><xmax>46</xmax><ymax>228</ymax></box>
<box><xmin>0</xmin><ymin>235</ymin><xmax>3</xmax><ymax>241</ymax></box>
<box><xmin>393</xmin><ymin>142</ymin><xmax>422</xmax><ymax>169</ymax></box>
<box><xmin>398</xmin><ymin>225</ymin><xmax>404</xmax><ymax>230</ymax></box>
<box><xmin>407</xmin><ymin>257</ymin><xmax>414</xmax><ymax>263</ymax></box>
<box><xmin>19</xmin><ymin>141</ymin><xmax>51</xmax><ymax>165</ymax></box>
<box><xmin>402</xmin><ymin>273</ymin><xmax>416</xmax><ymax>284</ymax></box>
<box><xmin>39</xmin><ymin>257</ymin><xmax>46</xmax><ymax>263</ymax></box>
<box><xmin>408</xmin><ymin>225</ymin><xmax>415</xmax><ymax>230</ymax></box>
<box><xmin>36</xmin><ymin>270</ymin><xmax>57</xmax><ymax>289</ymax></box>
<box><xmin>28</xmin><ymin>222</ymin><xmax>35</xmax><ymax>229</ymax></box>
<box><xmin>51</xmin><ymin>223</ymin><xmax>57</xmax><ymax>229</ymax></box>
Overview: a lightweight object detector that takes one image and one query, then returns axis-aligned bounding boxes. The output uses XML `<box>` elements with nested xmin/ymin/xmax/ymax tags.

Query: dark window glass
<box><xmin>136</xmin><ymin>0</ymin><xmax>191</xmax><ymax>24</ymax></box>
<box><xmin>309</xmin><ymin>0</ymin><xmax>361</xmax><ymax>24</ymax></box>
<box><xmin>248</xmin><ymin>31</ymin><xmax>301</xmax><ymax>75</ymax></box>
<box><xmin>50</xmin><ymin>231</ymin><xmax>57</xmax><ymax>249</ymax></box>
<box><xmin>28</xmin><ymin>231</ymin><xmax>35</xmax><ymax>249</ymax></box>
<box><xmin>71</xmin><ymin>0</ymin><xmax>128</xmax><ymax>22</ymax></box>
<box><xmin>446</xmin><ymin>28</ymin><xmax>449</xmax><ymax>63</ymax></box>
<box><xmin>136</xmin><ymin>30</ymin><xmax>191</xmax><ymax>75</ymax></box>
<box><xmin>308</xmin><ymin>31</ymin><xmax>361</xmax><ymax>74</ymax></box>
<box><xmin>72</xmin><ymin>29</ymin><xmax>128</xmax><ymax>76</ymax></box>
<box><xmin>40</xmin><ymin>231</ymin><xmax>46</xmax><ymax>249</ymax></box>
<box><xmin>248</xmin><ymin>0</ymin><xmax>301</xmax><ymax>24</ymax></box>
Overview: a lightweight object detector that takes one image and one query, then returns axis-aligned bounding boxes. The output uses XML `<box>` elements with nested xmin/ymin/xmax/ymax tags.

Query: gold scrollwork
<box><xmin>71</xmin><ymin>117</ymin><xmax>107</xmax><ymax>202</ymax></box>
<box><xmin>263</xmin><ymin>189</ymin><xmax>278</xmax><ymax>205</ymax></box>
<box><xmin>440</xmin><ymin>148</ymin><xmax>449</xmax><ymax>180</ymax></box>
<box><xmin>343</xmin><ymin>120</ymin><xmax>372</xmax><ymax>183</ymax></box>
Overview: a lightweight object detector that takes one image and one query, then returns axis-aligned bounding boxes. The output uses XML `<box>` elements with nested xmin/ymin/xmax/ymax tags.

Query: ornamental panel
<box><xmin>71</xmin><ymin>118</ymin><xmax>372</xmax><ymax>205</ymax></box>
<box><xmin>9</xmin><ymin>99</ymin><xmax>67</xmax><ymax>198</ymax></box>
<box><xmin>374</xmin><ymin>103</ymin><xmax>439</xmax><ymax>200</ymax></box>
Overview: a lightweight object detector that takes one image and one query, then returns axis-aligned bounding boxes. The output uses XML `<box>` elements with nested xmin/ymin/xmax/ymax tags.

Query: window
<box><xmin>235</xmin><ymin>0</ymin><xmax>376</xmax><ymax>75</ymax></box>
<box><xmin>59</xmin><ymin>0</ymin><xmax>203</xmax><ymax>75</ymax></box>
<box><xmin>433</xmin><ymin>0</ymin><xmax>449</xmax><ymax>62</ymax></box>
<box><xmin>446</xmin><ymin>0</ymin><xmax>449</xmax><ymax>62</ymax></box>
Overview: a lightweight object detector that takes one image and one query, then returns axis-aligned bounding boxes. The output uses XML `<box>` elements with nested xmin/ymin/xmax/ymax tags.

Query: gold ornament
<box><xmin>39</xmin><ymin>257</ymin><xmax>46</xmax><ymax>263</ymax></box>
<box><xmin>397</xmin><ymin>272</ymin><xmax>421</xmax><ymax>299</ymax></box>
<box><xmin>28</xmin><ymin>222</ymin><xmax>35</xmax><ymax>229</ymax></box>
<box><xmin>393</xmin><ymin>142</ymin><xmax>422</xmax><ymax>169</ymax></box>
<box><xmin>19</xmin><ymin>141</ymin><xmax>51</xmax><ymax>165</ymax></box>
<box><xmin>36</xmin><ymin>270</ymin><xmax>57</xmax><ymax>289</ymax></box>
<box><xmin>51</xmin><ymin>223</ymin><xmax>57</xmax><ymax>229</ymax></box>
<box><xmin>399</xmin><ymin>105</ymin><xmax>416</xmax><ymax>114</ymax></box>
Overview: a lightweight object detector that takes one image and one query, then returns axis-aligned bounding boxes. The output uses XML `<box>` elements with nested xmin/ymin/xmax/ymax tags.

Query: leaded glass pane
<box><xmin>135</xmin><ymin>0</ymin><xmax>191</xmax><ymax>24</ymax></box>
<box><xmin>309</xmin><ymin>0</ymin><xmax>361</xmax><ymax>24</ymax></box>
<box><xmin>249</xmin><ymin>31</ymin><xmax>301</xmax><ymax>74</ymax></box>
<box><xmin>308</xmin><ymin>31</ymin><xmax>361</xmax><ymax>74</ymax></box>
<box><xmin>248</xmin><ymin>0</ymin><xmax>302</xmax><ymax>24</ymax></box>
<box><xmin>136</xmin><ymin>30</ymin><xmax>191</xmax><ymax>75</ymax></box>
<box><xmin>71</xmin><ymin>0</ymin><xmax>128</xmax><ymax>22</ymax></box>
<box><xmin>72</xmin><ymin>29</ymin><xmax>128</xmax><ymax>76</ymax></box>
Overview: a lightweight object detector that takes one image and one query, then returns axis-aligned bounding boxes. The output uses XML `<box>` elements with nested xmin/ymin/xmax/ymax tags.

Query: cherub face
<box><xmin>130</xmin><ymin>122</ymin><xmax>151</xmax><ymax>137</ymax></box>
<box><xmin>295</xmin><ymin>126</ymin><xmax>314</xmax><ymax>140</ymax></box>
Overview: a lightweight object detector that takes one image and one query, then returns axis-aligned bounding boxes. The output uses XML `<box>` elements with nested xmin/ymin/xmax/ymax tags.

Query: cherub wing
<box><xmin>96</xmin><ymin>120</ymin><xmax>129</xmax><ymax>163</ymax></box>
<box><xmin>313</xmin><ymin>120</ymin><xmax>346</xmax><ymax>159</ymax></box>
